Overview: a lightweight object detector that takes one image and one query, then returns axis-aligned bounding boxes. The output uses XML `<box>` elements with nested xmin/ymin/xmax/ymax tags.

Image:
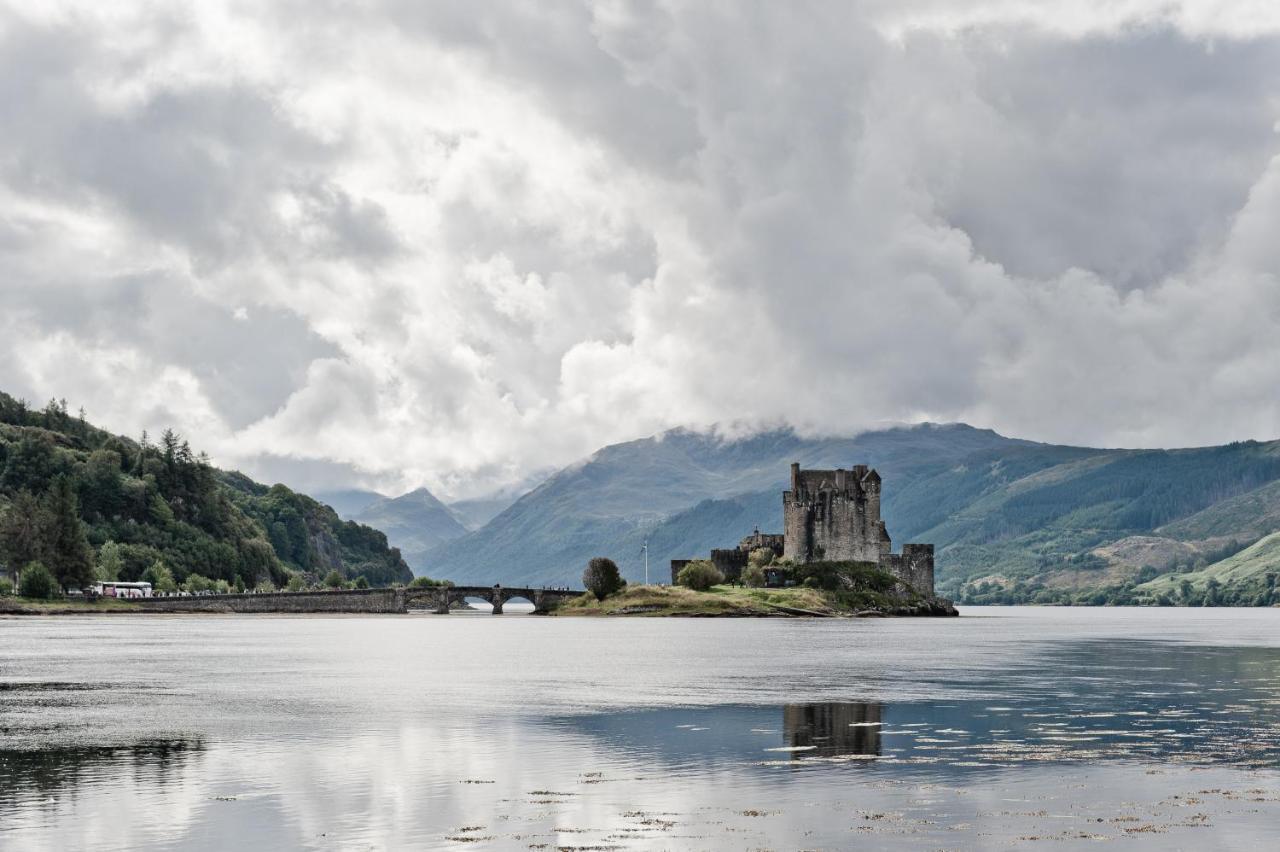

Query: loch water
<box><xmin>2</xmin><ymin>606</ymin><xmax>1279</xmax><ymax>850</ymax></box>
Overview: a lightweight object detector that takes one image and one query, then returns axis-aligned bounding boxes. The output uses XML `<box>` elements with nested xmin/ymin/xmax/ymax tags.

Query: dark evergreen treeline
<box><xmin>0</xmin><ymin>392</ymin><xmax>412</xmax><ymax>594</ymax></box>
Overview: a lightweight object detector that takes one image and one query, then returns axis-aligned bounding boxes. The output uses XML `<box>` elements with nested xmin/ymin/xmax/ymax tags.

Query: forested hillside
<box><xmin>426</xmin><ymin>424</ymin><xmax>1280</xmax><ymax>605</ymax></box>
<box><xmin>0</xmin><ymin>392</ymin><xmax>411</xmax><ymax>592</ymax></box>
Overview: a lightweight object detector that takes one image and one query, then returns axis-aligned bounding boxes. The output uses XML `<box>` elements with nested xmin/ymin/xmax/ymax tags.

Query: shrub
<box><xmin>19</xmin><ymin>561</ymin><xmax>58</xmax><ymax>600</ymax></box>
<box><xmin>323</xmin><ymin>569</ymin><xmax>344</xmax><ymax>589</ymax></box>
<box><xmin>254</xmin><ymin>580</ymin><xmax>276</xmax><ymax>593</ymax></box>
<box><xmin>583</xmin><ymin>556</ymin><xmax>625</xmax><ymax>600</ymax></box>
<box><xmin>0</xmin><ymin>577</ymin><xmax>14</xmax><ymax>596</ymax></box>
<box><xmin>286</xmin><ymin>574</ymin><xmax>307</xmax><ymax>592</ymax></box>
<box><xmin>677</xmin><ymin>560</ymin><xmax>724</xmax><ymax>591</ymax></box>
<box><xmin>184</xmin><ymin>573</ymin><xmax>216</xmax><ymax>594</ymax></box>
<box><xmin>409</xmin><ymin>575</ymin><xmax>453</xmax><ymax>588</ymax></box>
<box><xmin>741</xmin><ymin>564</ymin><xmax>766</xmax><ymax>588</ymax></box>
<box><xmin>790</xmin><ymin>560</ymin><xmax>894</xmax><ymax>593</ymax></box>
<box><xmin>354</xmin><ymin>576</ymin><xmax>369</xmax><ymax>589</ymax></box>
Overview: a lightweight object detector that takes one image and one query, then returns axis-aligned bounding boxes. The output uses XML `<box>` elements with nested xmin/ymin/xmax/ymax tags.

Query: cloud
<box><xmin>1</xmin><ymin>0</ymin><xmax>1279</xmax><ymax>498</ymax></box>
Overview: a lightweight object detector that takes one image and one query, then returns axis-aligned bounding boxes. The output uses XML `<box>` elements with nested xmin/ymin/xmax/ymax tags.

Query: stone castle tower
<box><xmin>671</xmin><ymin>462</ymin><xmax>937</xmax><ymax>597</ymax></box>
<box><xmin>783</xmin><ymin>463</ymin><xmax>935</xmax><ymax>594</ymax></box>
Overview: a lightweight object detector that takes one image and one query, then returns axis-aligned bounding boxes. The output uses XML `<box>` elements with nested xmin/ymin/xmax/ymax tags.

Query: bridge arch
<box><xmin>401</xmin><ymin>584</ymin><xmax>582</xmax><ymax>615</ymax></box>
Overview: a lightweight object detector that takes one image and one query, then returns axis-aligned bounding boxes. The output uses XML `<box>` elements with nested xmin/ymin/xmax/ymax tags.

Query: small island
<box><xmin>558</xmin><ymin>560</ymin><xmax>957</xmax><ymax>618</ymax></box>
<box><xmin>560</xmin><ymin>463</ymin><xmax>958</xmax><ymax>617</ymax></box>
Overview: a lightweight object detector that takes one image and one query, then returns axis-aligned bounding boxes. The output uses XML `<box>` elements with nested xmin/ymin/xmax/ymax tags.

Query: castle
<box><xmin>671</xmin><ymin>463</ymin><xmax>936</xmax><ymax>597</ymax></box>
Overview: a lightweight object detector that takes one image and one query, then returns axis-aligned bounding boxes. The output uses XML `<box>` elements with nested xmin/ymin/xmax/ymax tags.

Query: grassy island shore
<box><xmin>554</xmin><ymin>584</ymin><xmax>957</xmax><ymax>617</ymax></box>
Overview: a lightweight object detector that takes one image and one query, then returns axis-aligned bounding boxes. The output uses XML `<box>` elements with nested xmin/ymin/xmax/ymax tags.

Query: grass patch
<box><xmin>553</xmin><ymin>582</ymin><xmax>916</xmax><ymax>617</ymax></box>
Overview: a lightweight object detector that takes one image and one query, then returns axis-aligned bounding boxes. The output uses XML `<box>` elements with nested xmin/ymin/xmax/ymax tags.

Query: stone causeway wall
<box><xmin>135</xmin><ymin>588</ymin><xmax>404</xmax><ymax>614</ymax></box>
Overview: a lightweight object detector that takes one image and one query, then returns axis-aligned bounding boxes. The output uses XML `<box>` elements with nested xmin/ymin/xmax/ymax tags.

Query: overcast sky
<box><xmin>2</xmin><ymin>1</ymin><xmax>1279</xmax><ymax>498</ymax></box>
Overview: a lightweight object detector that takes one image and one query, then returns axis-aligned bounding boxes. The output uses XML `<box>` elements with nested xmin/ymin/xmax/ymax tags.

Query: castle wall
<box><xmin>709</xmin><ymin>548</ymin><xmax>748</xmax><ymax>581</ymax></box>
<box><xmin>881</xmin><ymin>544</ymin><xmax>935</xmax><ymax>596</ymax></box>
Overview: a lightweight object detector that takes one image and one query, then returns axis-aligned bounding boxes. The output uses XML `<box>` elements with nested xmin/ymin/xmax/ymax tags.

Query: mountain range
<box><xmin>419</xmin><ymin>424</ymin><xmax>1280</xmax><ymax>603</ymax></box>
<box><xmin>311</xmin><ymin>486</ymin><xmax>520</xmax><ymax>574</ymax></box>
<box><xmin>350</xmin><ymin>489</ymin><xmax>469</xmax><ymax>571</ymax></box>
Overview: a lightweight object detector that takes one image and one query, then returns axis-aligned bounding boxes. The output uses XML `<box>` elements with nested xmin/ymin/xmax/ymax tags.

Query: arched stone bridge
<box><xmin>403</xmin><ymin>584</ymin><xmax>582</xmax><ymax>615</ymax></box>
<box><xmin>133</xmin><ymin>585</ymin><xmax>584</xmax><ymax>615</ymax></box>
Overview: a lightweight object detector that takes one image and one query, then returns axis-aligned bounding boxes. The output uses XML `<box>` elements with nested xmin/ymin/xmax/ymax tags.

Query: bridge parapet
<box><xmin>402</xmin><ymin>585</ymin><xmax>583</xmax><ymax>614</ymax></box>
<box><xmin>133</xmin><ymin>585</ymin><xmax>584</xmax><ymax>615</ymax></box>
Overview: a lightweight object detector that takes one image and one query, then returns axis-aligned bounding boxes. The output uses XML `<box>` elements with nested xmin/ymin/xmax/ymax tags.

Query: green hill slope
<box><xmin>0</xmin><ymin>392</ymin><xmax>411</xmax><ymax>590</ymax></box>
<box><xmin>1137</xmin><ymin>532</ymin><xmax>1280</xmax><ymax>605</ymax></box>
<box><xmin>427</xmin><ymin>425</ymin><xmax>1280</xmax><ymax>602</ymax></box>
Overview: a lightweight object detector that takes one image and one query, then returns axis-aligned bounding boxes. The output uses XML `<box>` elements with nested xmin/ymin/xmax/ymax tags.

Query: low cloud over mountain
<box><xmin>3</xmin><ymin>2</ymin><xmax>1279</xmax><ymax>500</ymax></box>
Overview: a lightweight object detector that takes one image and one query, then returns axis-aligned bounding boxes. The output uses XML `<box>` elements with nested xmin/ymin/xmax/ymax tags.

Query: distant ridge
<box><xmin>353</xmin><ymin>488</ymin><xmax>469</xmax><ymax>573</ymax></box>
<box><xmin>314</xmin><ymin>488</ymin><xmax>385</xmax><ymax>520</ymax></box>
<box><xmin>425</xmin><ymin>423</ymin><xmax>1280</xmax><ymax>605</ymax></box>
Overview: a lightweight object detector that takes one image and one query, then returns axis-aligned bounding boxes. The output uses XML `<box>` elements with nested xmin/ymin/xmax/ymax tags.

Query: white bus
<box><xmin>93</xmin><ymin>581</ymin><xmax>153</xmax><ymax>598</ymax></box>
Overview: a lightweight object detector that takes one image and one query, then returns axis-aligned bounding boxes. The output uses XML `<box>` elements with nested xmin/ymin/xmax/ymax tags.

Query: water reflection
<box><xmin>0</xmin><ymin>739</ymin><xmax>204</xmax><ymax>807</ymax></box>
<box><xmin>555</xmin><ymin>688</ymin><xmax>1280</xmax><ymax>778</ymax></box>
<box><xmin>2</xmin><ymin>610</ymin><xmax>1280</xmax><ymax>849</ymax></box>
<box><xmin>782</xmin><ymin>701</ymin><xmax>882</xmax><ymax>758</ymax></box>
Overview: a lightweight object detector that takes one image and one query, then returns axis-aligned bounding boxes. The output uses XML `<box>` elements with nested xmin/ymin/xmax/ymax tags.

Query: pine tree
<box><xmin>136</xmin><ymin>430</ymin><xmax>150</xmax><ymax>474</ymax></box>
<box><xmin>42</xmin><ymin>475</ymin><xmax>94</xmax><ymax>591</ymax></box>
<box><xmin>0</xmin><ymin>491</ymin><xmax>47</xmax><ymax>582</ymax></box>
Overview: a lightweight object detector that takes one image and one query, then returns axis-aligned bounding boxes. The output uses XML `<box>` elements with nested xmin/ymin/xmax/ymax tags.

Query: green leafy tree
<box><xmin>323</xmin><ymin>569</ymin><xmax>344</xmax><ymax>589</ymax></box>
<box><xmin>354</xmin><ymin>575</ymin><xmax>370</xmax><ymax>589</ymax></box>
<box><xmin>0</xmin><ymin>577</ymin><xmax>12</xmax><ymax>596</ymax></box>
<box><xmin>1</xmin><ymin>434</ymin><xmax>58</xmax><ymax>492</ymax></box>
<box><xmin>81</xmin><ymin>449</ymin><xmax>123</xmax><ymax>520</ymax></box>
<box><xmin>96</xmin><ymin>541</ymin><xmax>125</xmax><ymax>581</ymax></box>
<box><xmin>741</xmin><ymin>563</ymin><xmax>766</xmax><ymax>588</ymax></box>
<box><xmin>677</xmin><ymin>560</ymin><xmax>725</xmax><ymax>591</ymax></box>
<box><xmin>286</xmin><ymin>573</ymin><xmax>307</xmax><ymax>592</ymax></box>
<box><xmin>142</xmin><ymin>560</ymin><xmax>177</xmax><ymax>593</ymax></box>
<box><xmin>184</xmin><ymin>574</ymin><xmax>216</xmax><ymax>593</ymax></box>
<box><xmin>238</xmin><ymin>537</ymin><xmax>281</xmax><ymax>588</ymax></box>
<box><xmin>148</xmin><ymin>493</ymin><xmax>175</xmax><ymax>527</ymax></box>
<box><xmin>19</xmin><ymin>561</ymin><xmax>58</xmax><ymax>600</ymax></box>
<box><xmin>583</xmin><ymin>556</ymin><xmax>625</xmax><ymax>600</ymax></box>
<box><xmin>42</xmin><ymin>476</ymin><xmax>94</xmax><ymax>591</ymax></box>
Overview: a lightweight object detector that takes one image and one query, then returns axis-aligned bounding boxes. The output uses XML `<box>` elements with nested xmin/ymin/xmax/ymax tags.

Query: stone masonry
<box><xmin>671</xmin><ymin>463</ymin><xmax>936</xmax><ymax>597</ymax></box>
<box><xmin>784</xmin><ymin>462</ymin><xmax>935</xmax><ymax>595</ymax></box>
